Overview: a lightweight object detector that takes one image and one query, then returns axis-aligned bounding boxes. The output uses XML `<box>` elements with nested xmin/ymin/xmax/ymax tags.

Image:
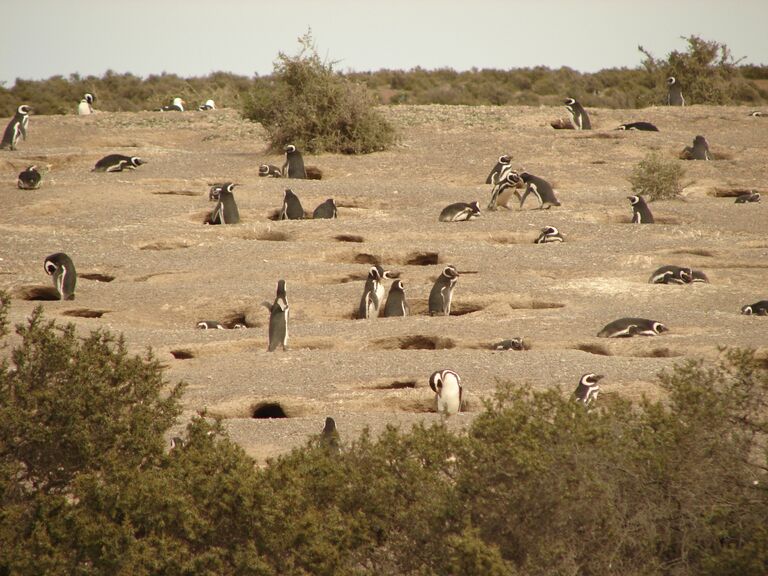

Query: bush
<box><xmin>629</xmin><ymin>151</ymin><xmax>686</xmax><ymax>201</ymax></box>
<box><xmin>243</xmin><ymin>32</ymin><xmax>396</xmax><ymax>154</ymax></box>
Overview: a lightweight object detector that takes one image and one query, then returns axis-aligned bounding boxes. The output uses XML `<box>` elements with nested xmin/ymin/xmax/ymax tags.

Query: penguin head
<box><xmin>392</xmin><ymin>279</ymin><xmax>405</xmax><ymax>292</ymax></box>
<box><xmin>564</xmin><ymin>98</ymin><xmax>576</xmax><ymax>107</ymax></box>
<box><xmin>209</xmin><ymin>184</ymin><xmax>222</xmax><ymax>200</ymax></box>
<box><xmin>442</xmin><ymin>265</ymin><xmax>459</xmax><ymax>279</ymax></box>
<box><xmin>468</xmin><ymin>201</ymin><xmax>481</xmax><ymax>215</ymax></box>
<box><xmin>130</xmin><ymin>157</ymin><xmax>145</xmax><ymax>167</ymax></box>
<box><xmin>667</xmin><ymin>76</ymin><xmax>676</xmax><ymax>86</ymax></box>
<box><xmin>651</xmin><ymin>322</ymin><xmax>668</xmax><ymax>334</ymax></box>
<box><xmin>679</xmin><ymin>268</ymin><xmax>694</xmax><ymax>283</ymax></box>
<box><xmin>499</xmin><ymin>154</ymin><xmax>511</xmax><ymax>164</ymax></box>
<box><xmin>741</xmin><ymin>305</ymin><xmax>753</xmax><ymax>315</ymax></box>
<box><xmin>627</xmin><ymin>195</ymin><xmax>641</xmax><ymax>206</ymax></box>
<box><xmin>172</xmin><ymin>97</ymin><xmax>184</xmax><ymax>107</ymax></box>
<box><xmin>428</xmin><ymin>370</ymin><xmax>443</xmax><ymax>394</ymax></box>
<box><xmin>693</xmin><ymin>135</ymin><xmax>708</xmax><ymax>146</ymax></box>
<box><xmin>224</xmin><ymin>183</ymin><xmax>237</xmax><ymax>193</ymax></box>
<box><xmin>276</xmin><ymin>279</ymin><xmax>287</xmax><ymax>297</ymax></box>
<box><xmin>18</xmin><ymin>105</ymin><xmax>31</xmax><ymax>115</ymax></box>
<box><xmin>284</xmin><ymin>144</ymin><xmax>297</xmax><ymax>154</ymax></box>
<box><xmin>617</xmin><ymin>124</ymin><xmax>628</xmax><ymax>130</ymax></box>
<box><xmin>542</xmin><ymin>225</ymin><xmax>560</xmax><ymax>236</ymax></box>
<box><xmin>258</xmin><ymin>164</ymin><xmax>270</xmax><ymax>176</ymax></box>
<box><xmin>26</xmin><ymin>165</ymin><xmax>38</xmax><ymax>172</ymax></box>
<box><xmin>503</xmin><ymin>171</ymin><xmax>522</xmax><ymax>186</ymax></box>
<box><xmin>205</xmin><ymin>99</ymin><xmax>215</xmax><ymax>108</ymax></box>
<box><xmin>44</xmin><ymin>258</ymin><xmax>58</xmax><ymax>276</ymax></box>
<box><xmin>323</xmin><ymin>417</ymin><xmax>336</xmax><ymax>434</ymax></box>
<box><xmin>580</xmin><ymin>373</ymin><xmax>603</xmax><ymax>387</ymax></box>
<box><xmin>85</xmin><ymin>93</ymin><xmax>94</xmax><ymax>104</ymax></box>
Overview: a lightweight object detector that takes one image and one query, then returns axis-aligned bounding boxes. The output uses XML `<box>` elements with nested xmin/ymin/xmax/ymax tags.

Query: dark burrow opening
<box><xmin>170</xmin><ymin>349</ymin><xmax>195</xmax><ymax>360</ymax></box>
<box><xmin>62</xmin><ymin>309</ymin><xmax>108</xmax><ymax>318</ymax></box>
<box><xmin>405</xmin><ymin>252</ymin><xmax>439</xmax><ymax>266</ymax></box>
<box><xmin>251</xmin><ymin>402</ymin><xmax>288</xmax><ymax>419</ymax></box>
<box><xmin>398</xmin><ymin>335</ymin><xmax>456</xmax><ymax>350</ymax></box>
<box><xmin>335</xmin><ymin>234</ymin><xmax>365</xmax><ymax>243</ymax></box>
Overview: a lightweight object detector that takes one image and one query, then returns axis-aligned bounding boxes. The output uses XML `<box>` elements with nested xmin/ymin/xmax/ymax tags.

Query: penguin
<box><xmin>1</xmin><ymin>105</ymin><xmax>31</xmax><ymax>151</ymax></box>
<box><xmin>564</xmin><ymin>97</ymin><xmax>591</xmax><ymax>130</ymax></box>
<box><xmin>667</xmin><ymin>77</ymin><xmax>685</xmax><ymax>106</ymax></box>
<box><xmin>209</xmin><ymin>183</ymin><xmax>239</xmax><ymax>225</ymax></box>
<box><xmin>170</xmin><ymin>436</ymin><xmax>185</xmax><ymax>450</ymax></box>
<box><xmin>648</xmin><ymin>265</ymin><xmax>693</xmax><ymax>285</ymax></box>
<box><xmin>735</xmin><ymin>191</ymin><xmax>760</xmax><ymax>204</ymax></box>
<box><xmin>259</xmin><ymin>164</ymin><xmax>283</xmax><ymax>178</ymax></box>
<box><xmin>93</xmin><ymin>155</ymin><xmax>146</xmax><ymax>173</ymax></box>
<box><xmin>282</xmin><ymin>144</ymin><xmax>307</xmax><ymax>179</ymax></box>
<box><xmin>17</xmin><ymin>165</ymin><xmax>42</xmax><ymax>190</ymax></box>
<box><xmin>44</xmin><ymin>252</ymin><xmax>77</xmax><ymax>301</ymax></box>
<box><xmin>208</xmin><ymin>183</ymin><xmax>224</xmax><ymax>201</ymax></box>
<box><xmin>518</xmin><ymin>172</ymin><xmax>561</xmax><ymax>210</ymax></box>
<box><xmin>689</xmin><ymin>270</ymin><xmax>709</xmax><ymax>283</ymax></box>
<box><xmin>197</xmin><ymin>320</ymin><xmax>225</xmax><ymax>330</ymax></box>
<box><xmin>682</xmin><ymin>135</ymin><xmax>711</xmax><ymax>160</ymax></box>
<box><xmin>597</xmin><ymin>317</ymin><xmax>667</xmax><ymax>338</ymax></box>
<box><xmin>493</xmin><ymin>338</ymin><xmax>525</xmax><ymax>351</ymax></box>
<box><xmin>428</xmin><ymin>265</ymin><xmax>459</xmax><ymax>316</ymax></box>
<box><xmin>487</xmin><ymin>171</ymin><xmax>523</xmax><ymax>211</ymax></box>
<box><xmin>534</xmin><ymin>226</ymin><xmax>564</xmax><ymax>244</ymax></box>
<box><xmin>312</xmin><ymin>198</ymin><xmax>337</xmax><ymax>219</ymax></box>
<box><xmin>382</xmin><ymin>279</ymin><xmax>409</xmax><ymax>317</ymax></box>
<box><xmin>485</xmin><ymin>154</ymin><xmax>512</xmax><ymax>184</ymax></box>
<box><xmin>574</xmin><ymin>373</ymin><xmax>603</xmax><ymax>406</ymax></box>
<box><xmin>439</xmin><ymin>201</ymin><xmax>481</xmax><ymax>222</ymax></box>
<box><xmin>279</xmin><ymin>188</ymin><xmax>305</xmax><ymax>220</ymax></box>
<box><xmin>358</xmin><ymin>265</ymin><xmax>394</xmax><ymax>319</ymax></box>
<box><xmin>267</xmin><ymin>279</ymin><xmax>289</xmax><ymax>351</ymax></box>
<box><xmin>628</xmin><ymin>195</ymin><xmax>654</xmax><ymax>224</ymax></box>
<box><xmin>321</xmin><ymin>416</ymin><xmax>340</xmax><ymax>452</ymax></box>
<box><xmin>748</xmin><ymin>111</ymin><xmax>765</xmax><ymax>117</ymax></box>
<box><xmin>160</xmin><ymin>97</ymin><xmax>185</xmax><ymax>112</ymax></box>
<box><xmin>741</xmin><ymin>301</ymin><xmax>768</xmax><ymax>316</ymax></box>
<box><xmin>617</xmin><ymin>122</ymin><xmax>659</xmax><ymax>132</ymax></box>
<box><xmin>429</xmin><ymin>369</ymin><xmax>463</xmax><ymax>417</ymax></box>
<box><xmin>198</xmin><ymin>99</ymin><xmax>215</xmax><ymax>111</ymax></box>
<box><xmin>77</xmin><ymin>93</ymin><xmax>94</xmax><ymax>115</ymax></box>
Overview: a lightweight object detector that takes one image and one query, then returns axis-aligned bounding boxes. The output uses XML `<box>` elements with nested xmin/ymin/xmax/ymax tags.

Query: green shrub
<box><xmin>243</xmin><ymin>32</ymin><xmax>396</xmax><ymax>154</ymax></box>
<box><xmin>629</xmin><ymin>151</ymin><xmax>686</xmax><ymax>201</ymax></box>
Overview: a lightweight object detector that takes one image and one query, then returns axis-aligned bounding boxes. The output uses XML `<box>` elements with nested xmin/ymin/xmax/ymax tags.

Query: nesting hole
<box><xmin>450</xmin><ymin>303</ymin><xmax>484</xmax><ymax>316</ymax></box>
<box><xmin>62</xmin><ymin>309</ymin><xmax>108</xmax><ymax>318</ymax></box>
<box><xmin>12</xmin><ymin>286</ymin><xmax>62</xmax><ymax>301</ymax></box>
<box><xmin>170</xmin><ymin>349</ymin><xmax>195</xmax><ymax>360</ymax></box>
<box><xmin>221</xmin><ymin>311</ymin><xmax>256</xmax><ymax>329</ymax></box>
<box><xmin>372</xmin><ymin>380</ymin><xmax>418</xmax><ymax>390</ymax></box>
<box><xmin>251</xmin><ymin>402</ymin><xmax>288</xmax><ymax>419</ymax></box>
<box><xmin>335</xmin><ymin>234</ymin><xmax>365</xmax><ymax>243</ymax></box>
<box><xmin>353</xmin><ymin>253</ymin><xmax>380</xmax><ymax>265</ymax></box>
<box><xmin>405</xmin><ymin>251</ymin><xmax>439</xmax><ymax>266</ymax></box>
<box><xmin>140</xmin><ymin>240</ymin><xmax>190</xmax><ymax>251</ymax></box>
<box><xmin>153</xmin><ymin>190</ymin><xmax>201</xmax><ymax>196</ymax></box>
<box><xmin>670</xmin><ymin>248</ymin><xmax>715</xmax><ymax>257</ymax></box>
<box><xmin>399</xmin><ymin>335</ymin><xmax>456</xmax><ymax>350</ymax></box>
<box><xmin>575</xmin><ymin>343</ymin><xmax>613</xmax><ymax>356</ymax></box>
<box><xmin>80</xmin><ymin>273</ymin><xmax>116</xmax><ymax>282</ymax></box>
<box><xmin>712</xmin><ymin>187</ymin><xmax>760</xmax><ymax>198</ymax></box>
<box><xmin>256</xmin><ymin>230</ymin><xmax>291</xmax><ymax>241</ymax></box>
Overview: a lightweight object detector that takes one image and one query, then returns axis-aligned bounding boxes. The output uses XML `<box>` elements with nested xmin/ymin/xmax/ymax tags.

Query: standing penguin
<box><xmin>682</xmin><ymin>135</ymin><xmax>711</xmax><ymax>160</ymax></box>
<box><xmin>279</xmin><ymin>188</ymin><xmax>305</xmax><ymax>220</ymax></box>
<box><xmin>17</xmin><ymin>165</ymin><xmax>42</xmax><ymax>189</ymax></box>
<box><xmin>574</xmin><ymin>373</ymin><xmax>603</xmax><ymax>406</ymax></box>
<box><xmin>44</xmin><ymin>253</ymin><xmax>77</xmax><ymax>301</ymax></box>
<box><xmin>320</xmin><ymin>417</ymin><xmax>340</xmax><ymax>452</ymax></box>
<box><xmin>382</xmin><ymin>279</ymin><xmax>409</xmax><ymax>317</ymax></box>
<box><xmin>428</xmin><ymin>265</ymin><xmax>460</xmax><ymax>316</ymax></box>
<box><xmin>628</xmin><ymin>195</ymin><xmax>654</xmax><ymax>224</ymax></box>
<box><xmin>93</xmin><ymin>154</ymin><xmax>146</xmax><ymax>172</ymax></box>
<box><xmin>358</xmin><ymin>265</ymin><xmax>394</xmax><ymax>319</ymax></box>
<box><xmin>77</xmin><ymin>93</ymin><xmax>95</xmax><ymax>115</ymax></box>
<box><xmin>564</xmin><ymin>97</ymin><xmax>591</xmax><ymax>130</ymax></box>
<box><xmin>439</xmin><ymin>201</ymin><xmax>481</xmax><ymax>222</ymax></box>
<box><xmin>667</xmin><ymin>77</ymin><xmax>685</xmax><ymax>106</ymax></box>
<box><xmin>1</xmin><ymin>105</ymin><xmax>31</xmax><ymax>151</ymax></box>
<box><xmin>534</xmin><ymin>226</ymin><xmax>564</xmax><ymax>244</ymax></box>
<box><xmin>485</xmin><ymin>154</ymin><xmax>512</xmax><ymax>184</ymax></box>
<box><xmin>267</xmin><ymin>280</ymin><xmax>289</xmax><ymax>351</ymax></box>
<box><xmin>518</xmin><ymin>172</ymin><xmax>561</xmax><ymax>210</ymax></box>
<box><xmin>312</xmin><ymin>198</ymin><xmax>337</xmax><ymax>219</ymax></box>
<box><xmin>209</xmin><ymin>183</ymin><xmax>240</xmax><ymax>224</ymax></box>
<box><xmin>429</xmin><ymin>369</ymin><xmax>463</xmax><ymax>418</ymax></box>
<box><xmin>487</xmin><ymin>171</ymin><xmax>523</xmax><ymax>211</ymax></box>
<box><xmin>282</xmin><ymin>144</ymin><xmax>307</xmax><ymax>179</ymax></box>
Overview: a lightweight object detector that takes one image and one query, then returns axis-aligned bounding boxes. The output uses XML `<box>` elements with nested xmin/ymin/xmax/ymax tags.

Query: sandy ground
<box><xmin>1</xmin><ymin>104</ymin><xmax>766</xmax><ymax>462</ymax></box>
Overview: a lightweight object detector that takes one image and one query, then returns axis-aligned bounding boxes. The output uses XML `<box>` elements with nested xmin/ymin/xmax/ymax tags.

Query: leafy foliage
<box><xmin>1</xmin><ymin>294</ymin><xmax>767</xmax><ymax>575</ymax></box>
<box><xmin>629</xmin><ymin>151</ymin><xmax>686</xmax><ymax>201</ymax></box>
<box><xmin>243</xmin><ymin>31</ymin><xmax>396</xmax><ymax>154</ymax></box>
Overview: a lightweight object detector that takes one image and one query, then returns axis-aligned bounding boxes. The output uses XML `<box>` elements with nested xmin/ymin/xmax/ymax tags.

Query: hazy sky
<box><xmin>1</xmin><ymin>0</ymin><xmax>765</xmax><ymax>85</ymax></box>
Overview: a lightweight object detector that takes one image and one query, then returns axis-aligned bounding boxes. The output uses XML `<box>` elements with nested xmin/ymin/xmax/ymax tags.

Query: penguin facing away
<box><xmin>382</xmin><ymin>279</ymin><xmax>409</xmax><ymax>317</ymax></box>
<box><xmin>667</xmin><ymin>77</ymin><xmax>685</xmax><ymax>106</ymax></box>
<box><xmin>93</xmin><ymin>154</ymin><xmax>146</xmax><ymax>173</ymax></box>
<box><xmin>574</xmin><ymin>373</ymin><xmax>603</xmax><ymax>406</ymax></box>
<box><xmin>17</xmin><ymin>165</ymin><xmax>42</xmax><ymax>189</ymax></box>
<box><xmin>617</xmin><ymin>122</ymin><xmax>659</xmax><ymax>131</ymax></box>
<box><xmin>735</xmin><ymin>191</ymin><xmax>760</xmax><ymax>204</ymax></box>
<box><xmin>358</xmin><ymin>265</ymin><xmax>394</xmax><ymax>319</ymax></box>
<box><xmin>282</xmin><ymin>144</ymin><xmax>307</xmax><ymax>179</ymax></box>
<box><xmin>429</xmin><ymin>369</ymin><xmax>463</xmax><ymax>417</ymax></box>
<box><xmin>518</xmin><ymin>172</ymin><xmax>561</xmax><ymax>210</ymax></box>
<box><xmin>267</xmin><ymin>280</ymin><xmax>289</xmax><ymax>351</ymax></box>
<box><xmin>564</xmin><ymin>97</ymin><xmax>591</xmax><ymax>130</ymax></box>
<box><xmin>321</xmin><ymin>417</ymin><xmax>340</xmax><ymax>452</ymax></box>
<box><xmin>1</xmin><ymin>105</ymin><xmax>31</xmax><ymax>151</ymax></box>
<box><xmin>259</xmin><ymin>164</ymin><xmax>283</xmax><ymax>178</ymax></box>
<box><xmin>44</xmin><ymin>252</ymin><xmax>77</xmax><ymax>301</ymax></box>
<box><xmin>534</xmin><ymin>226</ymin><xmax>564</xmax><ymax>244</ymax></box>
<box><xmin>741</xmin><ymin>301</ymin><xmax>768</xmax><ymax>316</ymax></box>
<box><xmin>628</xmin><ymin>195</ymin><xmax>654</xmax><ymax>224</ymax></box>
<box><xmin>682</xmin><ymin>135</ymin><xmax>711</xmax><ymax>160</ymax></box>
<box><xmin>439</xmin><ymin>201</ymin><xmax>481</xmax><ymax>222</ymax></box>
<box><xmin>312</xmin><ymin>198</ymin><xmax>337</xmax><ymax>219</ymax></box>
<box><xmin>209</xmin><ymin>183</ymin><xmax>240</xmax><ymax>225</ymax></box>
<box><xmin>485</xmin><ymin>154</ymin><xmax>512</xmax><ymax>184</ymax></box>
<box><xmin>597</xmin><ymin>317</ymin><xmax>667</xmax><ymax>338</ymax></box>
<box><xmin>280</xmin><ymin>188</ymin><xmax>305</xmax><ymax>220</ymax></box>
<box><xmin>428</xmin><ymin>265</ymin><xmax>460</xmax><ymax>316</ymax></box>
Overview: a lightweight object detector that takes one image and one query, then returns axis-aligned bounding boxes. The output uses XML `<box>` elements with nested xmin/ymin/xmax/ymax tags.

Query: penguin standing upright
<box><xmin>487</xmin><ymin>171</ymin><xmax>523</xmax><ymax>211</ymax></box>
<box><xmin>358</xmin><ymin>265</ymin><xmax>394</xmax><ymax>319</ymax></box>
<box><xmin>93</xmin><ymin>155</ymin><xmax>146</xmax><ymax>172</ymax></box>
<box><xmin>321</xmin><ymin>416</ymin><xmax>340</xmax><ymax>452</ymax></box>
<box><xmin>312</xmin><ymin>198</ymin><xmax>337</xmax><ymax>219</ymax></box>
<box><xmin>209</xmin><ymin>183</ymin><xmax>240</xmax><ymax>224</ymax></box>
<box><xmin>428</xmin><ymin>265</ymin><xmax>459</xmax><ymax>316</ymax></box>
<box><xmin>667</xmin><ymin>77</ymin><xmax>685</xmax><ymax>106</ymax></box>
<box><xmin>682</xmin><ymin>135</ymin><xmax>711</xmax><ymax>160</ymax></box>
<box><xmin>282</xmin><ymin>144</ymin><xmax>307</xmax><ymax>179</ymax></box>
<box><xmin>17</xmin><ymin>165</ymin><xmax>42</xmax><ymax>189</ymax></box>
<box><xmin>77</xmin><ymin>93</ymin><xmax>95</xmax><ymax>115</ymax></box>
<box><xmin>518</xmin><ymin>172</ymin><xmax>561</xmax><ymax>210</ymax></box>
<box><xmin>485</xmin><ymin>154</ymin><xmax>512</xmax><ymax>184</ymax></box>
<box><xmin>573</xmin><ymin>373</ymin><xmax>603</xmax><ymax>406</ymax></box>
<box><xmin>429</xmin><ymin>369</ymin><xmax>463</xmax><ymax>417</ymax></box>
<box><xmin>1</xmin><ymin>105</ymin><xmax>31</xmax><ymax>151</ymax></box>
<box><xmin>382</xmin><ymin>279</ymin><xmax>409</xmax><ymax>317</ymax></box>
<box><xmin>280</xmin><ymin>189</ymin><xmax>305</xmax><ymax>220</ymax></box>
<box><xmin>44</xmin><ymin>252</ymin><xmax>77</xmax><ymax>300</ymax></box>
<box><xmin>628</xmin><ymin>195</ymin><xmax>654</xmax><ymax>224</ymax></box>
<box><xmin>564</xmin><ymin>97</ymin><xmax>591</xmax><ymax>130</ymax></box>
<box><xmin>267</xmin><ymin>280</ymin><xmax>289</xmax><ymax>351</ymax></box>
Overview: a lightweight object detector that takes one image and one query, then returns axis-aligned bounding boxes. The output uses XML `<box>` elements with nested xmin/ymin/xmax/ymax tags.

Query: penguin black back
<box><xmin>519</xmin><ymin>172</ymin><xmax>560</xmax><ymax>210</ymax></box>
<box><xmin>259</xmin><ymin>164</ymin><xmax>283</xmax><ymax>178</ymax></box>
<box><xmin>617</xmin><ymin>122</ymin><xmax>659</xmax><ymax>132</ymax></box>
<box><xmin>1</xmin><ymin>105</ymin><xmax>31</xmax><ymax>151</ymax></box>
<box><xmin>485</xmin><ymin>154</ymin><xmax>512</xmax><ymax>184</ymax></box>
<box><xmin>280</xmin><ymin>188</ymin><xmax>305</xmax><ymax>220</ymax></box>
<box><xmin>628</xmin><ymin>195</ymin><xmax>654</xmax><ymax>224</ymax></box>
<box><xmin>283</xmin><ymin>144</ymin><xmax>307</xmax><ymax>179</ymax></box>
<box><xmin>564</xmin><ymin>97</ymin><xmax>591</xmax><ymax>130</ymax></box>
<box><xmin>428</xmin><ymin>265</ymin><xmax>460</xmax><ymax>316</ymax></box>
<box><xmin>93</xmin><ymin>154</ymin><xmax>145</xmax><ymax>173</ymax></box>
<box><xmin>382</xmin><ymin>279</ymin><xmax>409</xmax><ymax>317</ymax></box>
<box><xmin>267</xmin><ymin>279</ymin><xmax>290</xmax><ymax>351</ymax></box>
<box><xmin>44</xmin><ymin>252</ymin><xmax>77</xmax><ymax>301</ymax></box>
<box><xmin>210</xmin><ymin>184</ymin><xmax>240</xmax><ymax>225</ymax></box>
<box><xmin>312</xmin><ymin>198</ymin><xmax>337</xmax><ymax>219</ymax></box>
<box><xmin>18</xmin><ymin>165</ymin><xmax>42</xmax><ymax>190</ymax></box>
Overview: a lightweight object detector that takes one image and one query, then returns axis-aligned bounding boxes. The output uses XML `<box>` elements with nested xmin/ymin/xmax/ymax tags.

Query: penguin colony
<box><xmin>3</xmin><ymin>79</ymin><xmax>765</xmax><ymax>442</ymax></box>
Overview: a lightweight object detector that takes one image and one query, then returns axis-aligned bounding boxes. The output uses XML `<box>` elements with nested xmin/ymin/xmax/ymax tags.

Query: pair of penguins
<box><xmin>157</xmin><ymin>97</ymin><xmax>216</xmax><ymax>112</ymax></box>
<box><xmin>357</xmin><ymin>264</ymin><xmax>460</xmax><ymax>319</ymax></box>
<box><xmin>485</xmin><ymin>155</ymin><xmax>561</xmax><ymax>211</ymax></box>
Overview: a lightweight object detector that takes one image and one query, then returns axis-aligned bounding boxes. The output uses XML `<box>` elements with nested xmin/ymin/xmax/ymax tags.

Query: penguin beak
<box><xmin>593</xmin><ymin>374</ymin><xmax>604</xmax><ymax>382</ymax></box>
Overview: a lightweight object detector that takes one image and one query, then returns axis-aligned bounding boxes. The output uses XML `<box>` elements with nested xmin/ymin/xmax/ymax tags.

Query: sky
<box><xmin>1</xmin><ymin>0</ymin><xmax>766</xmax><ymax>86</ymax></box>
